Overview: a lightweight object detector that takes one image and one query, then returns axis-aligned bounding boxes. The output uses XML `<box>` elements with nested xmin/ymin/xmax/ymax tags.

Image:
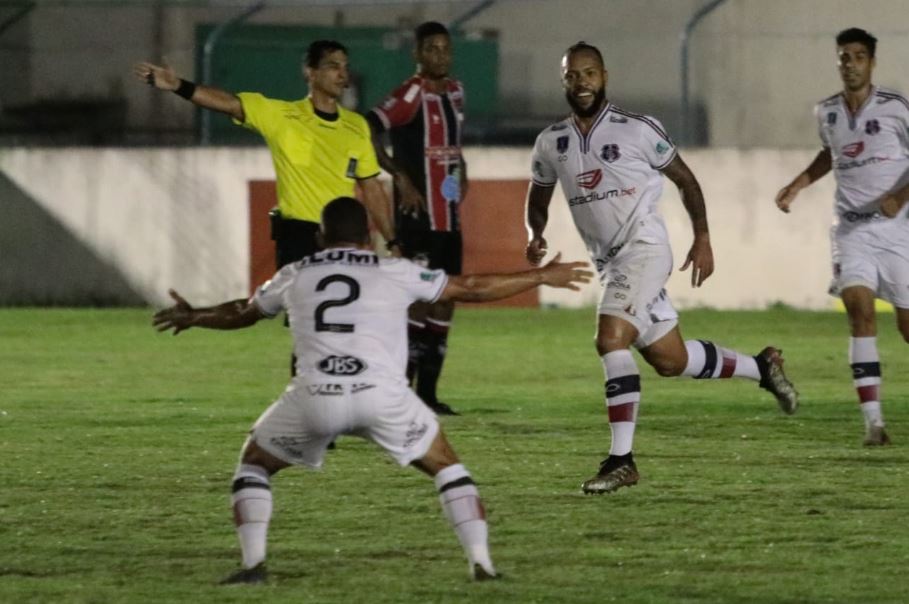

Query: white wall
<box><xmin>0</xmin><ymin>146</ymin><xmax>836</xmax><ymax>309</ymax></box>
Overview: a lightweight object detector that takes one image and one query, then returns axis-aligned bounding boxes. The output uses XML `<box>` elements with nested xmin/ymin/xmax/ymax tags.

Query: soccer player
<box><xmin>134</xmin><ymin>39</ymin><xmax>398</xmax><ymax>268</ymax></box>
<box><xmin>367</xmin><ymin>22</ymin><xmax>467</xmax><ymax>415</ymax></box>
<box><xmin>153</xmin><ymin>196</ymin><xmax>592</xmax><ymax>583</ymax></box>
<box><xmin>525</xmin><ymin>42</ymin><xmax>799</xmax><ymax>495</ymax></box>
<box><xmin>775</xmin><ymin>28</ymin><xmax>909</xmax><ymax>446</ymax></box>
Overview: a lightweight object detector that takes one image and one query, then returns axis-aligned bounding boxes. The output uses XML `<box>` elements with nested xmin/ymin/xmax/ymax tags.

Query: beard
<box><xmin>566</xmin><ymin>86</ymin><xmax>606</xmax><ymax>118</ymax></box>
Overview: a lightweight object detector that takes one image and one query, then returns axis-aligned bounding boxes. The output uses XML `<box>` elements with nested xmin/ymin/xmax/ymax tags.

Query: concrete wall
<box><xmin>0</xmin><ymin>146</ymin><xmax>836</xmax><ymax>309</ymax></box>
<box><xmin>3</xmin><ymin>0</ymin><xmax>909</xmax><ymax>146</ymax></box>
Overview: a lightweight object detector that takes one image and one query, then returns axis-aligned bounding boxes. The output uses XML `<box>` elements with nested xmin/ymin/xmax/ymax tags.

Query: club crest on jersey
<box><xmin>826</xmin><ymin>112</ymin><xmax>837</xmax><ymax>125</ymax></box>
<box><xmin>556</xmin><ymin>136</ymin><xmax>570</xmax><ymax>154</ymax></box>
<box><xmin>576</xmin><ymin>169</ymin><xmax>603</xmax><ymax>189</ymax></box>
<box><xmin>841</xmin><ymin>141</ymin><xmax>865</xmax><ymax>158</ymax></box>
<box><xmin>865</xmin><ymin>119</ymin><xmax>880</xmax><ymax>135</ymax></box>
<box><xmin>600</xmin><ymin>144</ymin><xmax>621</xmax><ymax>163</ymax></box>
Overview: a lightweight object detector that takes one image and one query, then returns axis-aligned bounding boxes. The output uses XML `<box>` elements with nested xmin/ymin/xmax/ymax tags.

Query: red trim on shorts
<box><xmin>607</xmin><ymin>402</ymin><xmax>636</xmax><ymax>423</ymax></box>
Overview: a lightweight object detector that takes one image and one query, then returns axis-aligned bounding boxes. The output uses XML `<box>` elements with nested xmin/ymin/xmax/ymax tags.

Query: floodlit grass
<box><xmin>1</xmin><ymin>307</ymin><xmax>907</xmax><ymax>603</ymax></box>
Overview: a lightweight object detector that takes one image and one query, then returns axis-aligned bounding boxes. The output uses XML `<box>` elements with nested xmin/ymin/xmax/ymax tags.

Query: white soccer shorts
<box><xmin>597</xmin><ymin>240</ymin><xmax>679</xmax><ymax>348</ymax></box>
<box><xmin>250</xmin><ymin>378</ymin><xmax>440</xmax><ymax>468</ymax></box>
<box><xmin>830</xmin><ymin>232</ymin><xmax>909</xmax><ymax>308</ymax></box>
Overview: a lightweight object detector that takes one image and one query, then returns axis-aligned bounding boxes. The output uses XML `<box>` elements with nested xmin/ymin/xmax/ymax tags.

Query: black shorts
<box><xmin>400</xmin><ymin>226</ymin><xmax>462</xmax><ymax>275</ymax></box>
<box><xmin>270</xmin><ymin>210</ymin><xmax>320</xmax><ymax>269</ymax></box>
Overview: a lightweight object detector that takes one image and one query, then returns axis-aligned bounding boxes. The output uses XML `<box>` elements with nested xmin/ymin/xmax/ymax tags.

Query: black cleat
<box><xmin>581</xmin><ymin>455</ymin><xmax>640</xmax><ymax>494</ymax></box>
<box><xmin>219</xmin><ymin>563</ymin><xmax>267</xmax><ymax>585</ymax></box>
<box><xmin>755</xmin><ymin>347</ymin><xmax>799</xmax><ymax>414</ymax></box>
<box><xmin>472</xmin><ymin>563</ymin><xmax>499</xmax><ymax>581</ymax></box>
<box><xmin>428</xmin><ymin>400</ymin><xmax>460</xmax><ymax>416</ymax></box>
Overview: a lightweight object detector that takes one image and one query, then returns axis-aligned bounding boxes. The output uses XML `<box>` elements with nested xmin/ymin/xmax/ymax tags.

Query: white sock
<box><xmin>434</xmin><ymin>464</ymin><xmax>494</xmax><ymax>575</ymax></box>
<box><xmin>682</xmin><ymin>340</ymin><xmax>760</xmax><ymax>380</ymax></box>
<box><xmin>231</xmin><ymin>464</ymin><xmax>273</xmax><ymax>569</ymax></box>
<box><xmin>850</xmin><ymin>336</ymin><xmax>883</xmax><ymax>428</ymax></box>
<box><xmin>601</xmin><ymin>350</ymin><xmax>640</xmax><ymax>456</ymax></box>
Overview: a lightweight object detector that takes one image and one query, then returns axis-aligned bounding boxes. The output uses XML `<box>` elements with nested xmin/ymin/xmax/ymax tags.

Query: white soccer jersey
<box><xmin>816</xmin><ymin>86</ymin><xmax>909</xmax><ymax>238</ymax></box>
<box><xmin>531</xmin><ymin>103</ymin><xmax>678</xmax><ymax>271</ymax></box>
<box><xmin>252</xmin><ymin>248</ymin><xmax>448</xmax><ymax>381</ymax></box>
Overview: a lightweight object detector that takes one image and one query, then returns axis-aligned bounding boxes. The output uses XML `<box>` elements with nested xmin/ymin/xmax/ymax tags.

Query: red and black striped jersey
<box><xmin>369</xmin><ymin>75</ymin><xmax>465</xmax><ymax>232</ymax></box>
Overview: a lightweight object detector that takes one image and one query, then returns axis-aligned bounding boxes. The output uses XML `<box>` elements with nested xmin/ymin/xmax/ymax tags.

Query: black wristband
<box><xmin>385</xmin><ymin>238</ymin><xmax>401</xmax><ymax>251</ymax></box>
<box><xmin>174</xmin><ymin>79</ymin><xmax>196</xmax><ymax>100</ymax></box>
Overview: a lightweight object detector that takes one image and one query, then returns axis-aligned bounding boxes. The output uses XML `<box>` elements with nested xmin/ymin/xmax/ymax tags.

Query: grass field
<box><xmin>1</xmin><ymin>307</ymin><xmax>908</xmax><ymax>603</ymax></box>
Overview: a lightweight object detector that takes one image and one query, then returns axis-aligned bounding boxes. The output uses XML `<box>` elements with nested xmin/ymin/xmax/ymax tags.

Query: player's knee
<box><xmin>653</xmin><ymin>359</ymin><xmax>684</xmax><ymax>377</ymax></box>
<box><xmin>595</xmin><ymin>333</ymin><xmax>627</xmax><ymax>356</ymax></box>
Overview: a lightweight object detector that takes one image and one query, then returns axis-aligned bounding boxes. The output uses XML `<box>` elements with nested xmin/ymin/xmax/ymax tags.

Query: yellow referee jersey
<box><xmin>236</xmin><ymin>93</ymin><xmax>381</xmax><ymax>222</ymax></box>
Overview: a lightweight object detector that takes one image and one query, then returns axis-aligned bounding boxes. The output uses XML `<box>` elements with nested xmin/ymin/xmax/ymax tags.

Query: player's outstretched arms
<box><xmin>152</xmin><ymin>289</ymin><xmax>264</xmax><ymax>335</ymax></box>
<box><xmin>440</xmin><ymin>253</ymin><xmax>592</xmax><ymax>303</ymax></box>
<box><xmin>132</xmin><ymin>61</ymin><xmax>244</xmax><ymax>121</ymax></box>
<box><xmin>775</xmin><ymin>148</ymin><xmax>832</xmax><ymax>213</ymax></box>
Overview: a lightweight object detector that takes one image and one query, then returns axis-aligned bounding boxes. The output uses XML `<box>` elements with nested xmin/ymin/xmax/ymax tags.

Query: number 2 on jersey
<box><xmin>315</xmin><ymin>275</ymin><xmax>360</xmax><ymax>333</ymax></box>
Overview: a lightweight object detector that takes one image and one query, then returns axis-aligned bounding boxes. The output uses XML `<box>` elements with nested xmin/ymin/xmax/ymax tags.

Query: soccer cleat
<box><xmin>428</xmin><ymin>400</ymin><xmax>460</xmax><ymax>416</ymax></box>
<box><xmin>219</xmin><ymin>563</ymin><xmax>268</xmax><ymax>585</ymax></box>
<box><xmin>863</xmin><ymin>425</ymin><xmax>892</xmax><ymax>447</ymax></box>
<box><xmin>755</xmin><ymin>347</ymin><xmax>799</xmax><ymax>414</ymax></box>
<box><xmin>472</xmin><ymin>563</ymin><xmax>499</xmax><ymax>581</ymax></box>
<box><xmin>581</xmin><ymin>456</ymin><xmax>640</xmax><ymax>494</ymax></box>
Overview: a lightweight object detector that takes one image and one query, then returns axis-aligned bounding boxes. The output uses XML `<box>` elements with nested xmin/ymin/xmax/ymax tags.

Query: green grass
<box><xmin>1</xmin><ymin>307</ymin><xmax>907</xmax><ymax>603</ymax></box>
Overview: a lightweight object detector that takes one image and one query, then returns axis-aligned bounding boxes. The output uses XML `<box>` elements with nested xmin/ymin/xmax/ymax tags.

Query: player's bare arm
<box><xmin>525</xmin><ymin>182</ymin><xmax>555</xmax><ymax>265</ymax></box>
<box><xmin>459</xmin><ymin>157</ymin><xmax>470</xmax><ymax>200</ymax></box>
<box><xmin>661</xmin><ymin>155</ymin><xmax>714</xmax><ymax>287</ymax></box>
<box><xmin>775</xmin><ymin>148</ymin><xmax>833</xmax><ymax>213</ymax></box>
<box><xmin>879</xmin><ymin>182</ymin><xmax>909</xmax><ymax>218</ymax></box>
<box><xmin>152</xmin><ymin>289</ymin><xmax>264</xmax><ymax>335</ymax></box>
<box><xmin>133</xmin><ymin>61</ymin><xmax>245</xmax><ymax>122</ymax></box>
<box><xmin>367</xmin><ymin>120</ymin><xmax>426</xmax><ymax>214</ymax></box>
<box><xmin>440</xmin><ymin>253</ymin><xmax>592</xmax><ymax>303</ymax></box>
<box><xmin>356</xmin><ymin>176</ymin><xmax>401</xmax><ymax>255</ymax></box>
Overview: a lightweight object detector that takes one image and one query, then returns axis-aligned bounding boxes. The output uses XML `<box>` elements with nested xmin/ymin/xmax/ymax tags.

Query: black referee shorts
<box><xmin>400</xmin><ymin>226</ymin><xmax>463</xmax><ymax>276</ymax></box>
<box><xmin>270</xmin><ymin>209</ymin><xmax>321</xmax><ymax>268</ymax></box>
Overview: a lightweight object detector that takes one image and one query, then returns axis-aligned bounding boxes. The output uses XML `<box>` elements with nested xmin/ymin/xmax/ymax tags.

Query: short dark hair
<box><xmin>321</xmin><ymin>197</ymin><xmax>370</xmax><ymax>245</ymax></box>
<box><xmin>836</xmin><ymin>28</ymin><xmax>877</xmax><ymax>57</ymax></box>
<box><xmin>415</xmin><ymin>21</ymin><xmax>449</xmax><ymax>48</ymax></box>
<box><xmin>565</xmin><ymin>41</ymin><xmax>604</xmax><ymax>66</ymax></box>
<box><xmin>305</xmin><ymin>39</ymin><xmax>348</xmax><ymax>69</ymax></box>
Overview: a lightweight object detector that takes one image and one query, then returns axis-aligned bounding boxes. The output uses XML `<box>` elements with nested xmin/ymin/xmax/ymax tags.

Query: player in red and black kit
<box><xmin>368</xmin><ymin>21</ymin><xmax>467</xmax><ymax>415</ymax></box>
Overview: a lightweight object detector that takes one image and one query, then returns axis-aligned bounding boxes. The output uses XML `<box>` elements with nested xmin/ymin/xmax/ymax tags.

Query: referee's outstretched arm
<box><xmin>133</xmin><ymin>61</ymin><xmax>245</xmax><ymax>122</ymax></box>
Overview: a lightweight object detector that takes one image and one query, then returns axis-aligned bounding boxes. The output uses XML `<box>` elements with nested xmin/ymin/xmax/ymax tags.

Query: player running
<box><xmin>525</xmin><ymin>42</ymin><xmax>799</xmax><ymax>495</ymax></box>
<box><xmin>775</xmin><ymin>28</ymin><xmax>909</xmax><ymax>446</ymax></box>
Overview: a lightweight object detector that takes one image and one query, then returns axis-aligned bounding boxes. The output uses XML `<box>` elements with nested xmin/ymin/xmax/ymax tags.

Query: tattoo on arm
<box><xmin>662</xmin><ymin>155</ymin><xmax>708</xmax><ymax>235</ymax></box>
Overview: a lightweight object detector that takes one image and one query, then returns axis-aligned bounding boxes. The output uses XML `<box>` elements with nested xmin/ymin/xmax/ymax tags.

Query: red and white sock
<box><xmin>231</xmin><ymin>463</ymin><xmax>272</xmax><ymax>569</ymax></box>
<box><xmin>682</xmin><ymin>340</ymin><xmax>760</xmax><ymax>380</ymax></box>
<box><xmin>850</xmin><ymin>336</ymin><xmax>884</xmax><ymax>428</ymax></box>
<box><xmin>434</xmin><ymin>464</ymin><xmax>494</xmax><ymax>576</ymax></box>
<box><xmin>601</xmin><ymin>350</ymin><xmax>640</xmax><ymax>456</ymax></box>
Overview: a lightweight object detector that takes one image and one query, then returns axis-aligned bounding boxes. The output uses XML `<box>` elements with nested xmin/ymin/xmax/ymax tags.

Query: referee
<box><xmin>134</xmin><ymin>39</ymin><xmax>399</xmax><ymax>268</ymax></box>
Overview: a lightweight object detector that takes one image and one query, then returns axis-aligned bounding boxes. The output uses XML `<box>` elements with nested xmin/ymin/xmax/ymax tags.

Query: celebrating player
<box><xmin>153</xmin><ymin>196</ymin><xmax>592</xmax><ymax>583</ymax></box>
<box><xmin>775</xmin><ymin>28</ymin><xmax>909</xmax><ymax>446</ymax></box>
<box><xmin>525</xmin><ymin>42</ymin><xmax>799</xmax><ymax>495</ymax></box>
<box><xmin>367</xmin><ymin>21</ymin><xmax>467</xmax><ymax>415</ymax></box>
